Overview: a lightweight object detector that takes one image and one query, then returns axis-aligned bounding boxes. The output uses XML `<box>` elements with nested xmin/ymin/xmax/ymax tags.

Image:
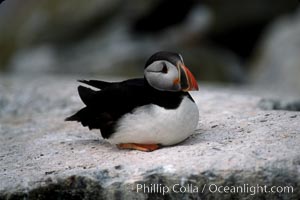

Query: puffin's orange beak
<box><xmin>178</xmin><ymin>64</ymin><xmax>199</xmax><ymax>91</ymax></box>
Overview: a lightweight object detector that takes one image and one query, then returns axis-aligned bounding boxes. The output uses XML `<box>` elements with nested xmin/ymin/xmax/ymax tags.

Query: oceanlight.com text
<box><xmin>136</xmin><ymin>183</ymin><xmax>294</xmax><ymax>196</ymax></box>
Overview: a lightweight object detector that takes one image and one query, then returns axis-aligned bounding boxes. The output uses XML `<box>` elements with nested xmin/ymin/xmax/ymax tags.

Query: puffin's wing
<box><xmin>77</xmin><ymin>79</ymin><xmax>146</xmax><ymax>107</ymax></box>
<box><xmin>78</xmin><ymin>80</ymin><xmax>113</xmax><ymax>89</ymax></box>
<box><xmin>65</xmin><ymin>78</ymin><xmax>148</xmax><ymax>137</ymax></box>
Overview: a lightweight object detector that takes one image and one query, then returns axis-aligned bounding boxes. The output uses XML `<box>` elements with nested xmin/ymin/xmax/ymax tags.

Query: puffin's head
<box><xmin>144</xmin><ymin>51</ymin><xmax>198</xmax><ymax>92</ymax></box>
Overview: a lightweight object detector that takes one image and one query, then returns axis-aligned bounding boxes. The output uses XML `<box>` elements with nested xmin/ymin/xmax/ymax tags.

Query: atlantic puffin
<box><xmin>65</xmin><ymin>51</ymin><xmax>199</xmax><ymax>151</ymax></box>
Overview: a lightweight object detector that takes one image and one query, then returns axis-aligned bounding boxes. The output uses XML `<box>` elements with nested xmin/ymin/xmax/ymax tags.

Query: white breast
<box><xmin>107</xmin><ymin>96</ymin><xmax>199</xmax><ymax>146</ymax></box>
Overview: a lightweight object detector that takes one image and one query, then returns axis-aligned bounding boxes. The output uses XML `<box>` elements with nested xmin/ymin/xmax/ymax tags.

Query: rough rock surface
<box><xmin>0</xmin><ymin>75</ymin><xmax>299</xmax><ymax>199</ymax></box>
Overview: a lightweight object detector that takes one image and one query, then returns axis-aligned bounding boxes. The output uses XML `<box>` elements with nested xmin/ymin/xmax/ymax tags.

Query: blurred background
<box><xmin>0</xmin><ymin>0</ymin><xmax>299</xmax><ymax>93</ymax></box>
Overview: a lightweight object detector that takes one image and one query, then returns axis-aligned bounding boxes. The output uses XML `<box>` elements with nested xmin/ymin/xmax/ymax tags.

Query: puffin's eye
<box><xmin>161</xmin><ymin>63</ymin><xmax>168</xmax><ymax>74</ymax></box>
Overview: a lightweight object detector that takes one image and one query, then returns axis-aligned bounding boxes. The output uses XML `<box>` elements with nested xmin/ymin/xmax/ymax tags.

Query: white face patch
<box><xmin>144</xmin><ymin>60</ymin><xmax>180</xmax><ymax>91</ymax></box>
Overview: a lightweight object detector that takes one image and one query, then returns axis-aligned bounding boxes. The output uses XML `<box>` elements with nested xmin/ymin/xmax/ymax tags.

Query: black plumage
<box><xmin>65</xmin><ymin>78</ymin><xmax>193</xmax><ymax>139</ymax></box>
<box><xmin>145</xmin><ymin>51</ymin><xmax>183</xmax><ymax>68</ymax></box>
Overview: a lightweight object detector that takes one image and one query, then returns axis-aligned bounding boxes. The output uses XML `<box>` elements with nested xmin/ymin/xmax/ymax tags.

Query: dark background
<box><xmin>0</xmin><ymin>0</ymin><xmax>299</xmax><ymax>92</ymax></box>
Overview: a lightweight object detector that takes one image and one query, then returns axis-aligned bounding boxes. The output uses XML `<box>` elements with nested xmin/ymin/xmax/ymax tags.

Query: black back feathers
<box><xmin>78</xmin><ymin>80</ymin><xmax>112</xmax><ymax>90</ymax></box>
<box><xmin>65</xmin><ymin>78</ymin><xmax>191</xmax><ymax>139</ymax></box>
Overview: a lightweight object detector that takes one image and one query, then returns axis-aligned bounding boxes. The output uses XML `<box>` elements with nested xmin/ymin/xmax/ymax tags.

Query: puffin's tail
<box><xmin>65</xmin><ymin>86</ymin><xmax>101</xmax><ymax>129</ymax></box>
<box><xmin>65</xmin><ymin>111</ymin><xmax>81</xmax><ymax>121</ymax></box>
<box><xmin>65</xmin><ymin>107</ymin><xmax>88</xmax><ymax>122</ymax></box>
<box><xmin>65</xmin><ymin>86</ymin><xmax>96</xmax><ymax>121</ymax></box>
<box><xmin>65</xmin><ymin>107</ymin><xmax>100</xmax><ymax>130</ymax></box>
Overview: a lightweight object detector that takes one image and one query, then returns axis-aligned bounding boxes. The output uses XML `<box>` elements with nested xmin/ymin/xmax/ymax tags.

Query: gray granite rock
<box><xmin>0</xmin><ymin>75</ymin><xmax>299</xmax><ymax>199</ymax></box>
<box><xmin>250</xmin><ymin>7</ymin><xmax>300</xmax><ymax>95</ymax></box>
